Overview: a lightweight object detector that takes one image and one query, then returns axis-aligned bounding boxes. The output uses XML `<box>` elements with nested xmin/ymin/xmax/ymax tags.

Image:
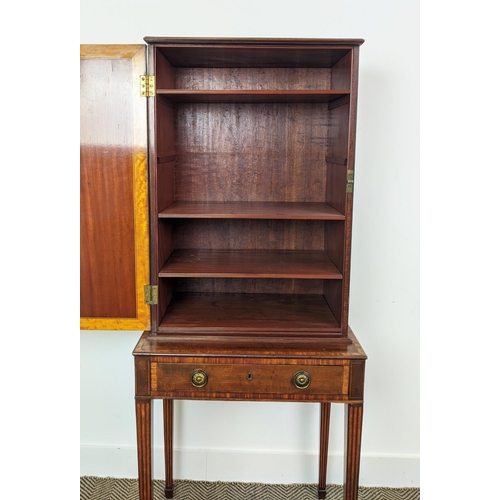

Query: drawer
<box><xmin>151</xmin><ymin>362</ymin><xmax>349</xmax><ymax>396</ymax></box>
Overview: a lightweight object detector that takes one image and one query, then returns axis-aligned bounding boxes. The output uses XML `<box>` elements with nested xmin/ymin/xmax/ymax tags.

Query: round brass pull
<box><xmin>191</xmin><ymin>370</ymin><xmax>208</xmax><ymax>388</ymax></box>
<box><xmin>293</xmin><ymin>371</ymin><xmax>311</xmax><ymax>389</ymax></box>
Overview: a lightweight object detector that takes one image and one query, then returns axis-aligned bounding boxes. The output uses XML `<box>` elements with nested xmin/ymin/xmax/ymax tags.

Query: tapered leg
<box><xmin>164</xmin><ymin>399</ymin><xmax>174</xmax><ymax>498</ymax></box>
<box><xmin>318</xmin><ymin>402</ymin><xmax>331</xmax><ymax>499</ymax></box>
<box><xmin>343</xmin><ymin>404</ymin><xmax>363</xmax><ymax>500</ymax></box>
<box><xmin>136</xmin><ymin>399</ymin><xmax>153</xmax><ymax>500</ymax></box>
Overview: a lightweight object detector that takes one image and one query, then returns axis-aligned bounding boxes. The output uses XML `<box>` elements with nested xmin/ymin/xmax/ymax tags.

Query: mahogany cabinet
<box><xmin>80</xmin><ymin>37</ymin><xmax>366</xmax><ymax>500</ymax></box>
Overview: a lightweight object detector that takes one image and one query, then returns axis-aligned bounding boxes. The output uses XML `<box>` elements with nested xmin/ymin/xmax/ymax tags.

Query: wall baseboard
<box><xmin>80</xmin><ymin>445</ymin><xmax>419</xmax><ymax>487</ymax></box>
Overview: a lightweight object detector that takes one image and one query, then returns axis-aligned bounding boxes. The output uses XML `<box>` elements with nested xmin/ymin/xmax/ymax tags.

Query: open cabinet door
<box><xmin>80</xmin><ymin>45</ymin><xmax>150</xmax><ymax>330</ymax></box>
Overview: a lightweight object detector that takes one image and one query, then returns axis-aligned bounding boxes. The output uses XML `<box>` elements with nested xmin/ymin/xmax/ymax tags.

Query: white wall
<box><xmin>80</xmin><ymin>0</ymin><xmax>419</xmax><ymax>487</ymax></box>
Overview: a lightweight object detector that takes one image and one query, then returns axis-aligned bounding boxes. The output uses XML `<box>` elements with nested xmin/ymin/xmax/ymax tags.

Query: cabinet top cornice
<box><xmin>143</xmin><ymin>37</ymin><xmax>364</xmax><ymax>46</ymax></box>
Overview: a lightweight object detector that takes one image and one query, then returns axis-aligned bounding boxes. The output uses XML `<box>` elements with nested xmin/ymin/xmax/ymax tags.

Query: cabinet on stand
<box><xmin>80</xmin><ymin>37</ymin><xmax>366</xmax><ymax>500</ymax></box>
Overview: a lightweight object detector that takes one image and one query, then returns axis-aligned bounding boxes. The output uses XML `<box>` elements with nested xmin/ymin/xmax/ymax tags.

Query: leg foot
<box><xmin>318</xmin><ymin>403</ymin><xmax>331</xmax><ymax>496</ymax></box>
<box><xmin>164</xmin><ymin>400</ymin><xmax>174</xmax><ymax>498</ymax></box>
<box><xmin>343</xmin><ymin>404</ymin><xmax>363</xmax><ymax>500</ymax></box>
<box><xmin>136</xmin><ymin>399</ymin><xmax>153</xmax><ymax>500</ymax></box>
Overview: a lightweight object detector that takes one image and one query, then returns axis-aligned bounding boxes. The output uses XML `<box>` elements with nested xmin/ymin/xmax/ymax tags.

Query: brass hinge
<box><xmin>140</xmin><ymin>75</ymin><xmax>155</xmax><ymax>97</ymax></box>
<box><xmin>346</xmin><ymin>170</ymin><xmax>354</xmax><ymax>193</ymax></box>
<box><xmin>144</xmin><ymin>285</ymin><xmax>158</xmax><ymax>305</ymax></box>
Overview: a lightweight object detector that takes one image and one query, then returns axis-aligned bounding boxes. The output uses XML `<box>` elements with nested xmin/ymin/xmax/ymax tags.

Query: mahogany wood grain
<box><xmin>157</xmin><ymin>161</ymin><xmax>175</xmax><ymax>215</ymax></box>
<box><xmin>135</xmin><ymin>357</ymin><xmax>151</xmax><ymax>397</ymax></box>
<box><xmin>158</xmin><ymin>48</ymin><xmax>352</xmax><ymax>68</ymax></box>
<box><xmin>150</xmin><ymin>39</ymin><xmax>362</xmax><ymax>68</ymax></box>
<box><xmin>156</xmin><ymin>100</ymin><xmax>175</xmax><ymax>160</ymax></box>
<box><xmin>174</xmin><ymin>103</ymin><xmax>328</xmax><ymax>203</ymax></box>
<box><xmin>323</xmin><ymin>281</ymin><xmax>343</xmax><ymax>328</ymax></box>
<box><xmin>324</xmin><ymin>221</ymin><xmax>345</xmax><ymax>272</ymax></box>
<box><xmin>159</xmin><ymin>202</ymin><xmax>344</xmax><ymax>220</ymax></box>
<box><xmin>147</xmin><ymin>391</ymin><xmax>354</xmax><ymax>404</ymax></box>
<box><xmin>327</xmin><ymin>99</ymin><xmax>349</xmax><ymax>211</ymax></box>
<box><xmin>156</xmin><ymin>49</ymin><xmax>175</xmax><ymax>90</ymax></box>
<box><xmin>150</xmin><ymin>356</ymin><xmax>354</xmax><ymax>366</ymax></box>
<box><xmin>157</xmin><ymin>220</ymin><xmax>174</xmax><ymax>273</ymax></box>
<box><xmin>80</xmin><ymin>57</ymin><xmax>135</xmax><ymax>318</ymax></box>
<box><xmin>331</xmin><ymin>51</ymin><xmax>353</xmax><ymax>90</ymax></box>
<box><xmin>157</xmin><ymin>293</ymin><xmax>340</xmax><ymax>335</ymax></box>
<box><xmin>159</xmin><ymin>250</ymin><xmax>342</xmax><ymax>279</ymax></box>
<box><xmin>344</xmin><ymin>404</ymin><xmax>363</xmax><ymax>500</ymax></box>
<box><xmin>153</xmin><ymin>77</ymin><xmax>176</xmax><ymax>327</ymax></box>
<box><xmin>349</xmin><ymin>361</ymin><xmax>365</xmax><ymax>400</ymax></box>
<box><xmin>156</xmin><ymin>219</ymin><xmax>174</xmax><ymax>328</ymax></box>
<box><xmin>155</xmin><ymin>99</ymin><xmax>175</xmax><ymax>234</ymax></box>
<box><xmin>134</xmin><ymin>328</ymin><xmax>367</xmax><ymax>365</ymax></box>
<box><xmin>340</xmin><ymin>46</ymin><xmax>361</xmax><ymax>336</ymax></box>
<box><xmin>148</xmin><ymin>335</ymin><xmax>352</xmax><ymax>351</ymax></box>
<box><xmin>157</xmin><ymin>95</ymin><xmax>175</xmax><ymax>109</ymax></box>
<box><xmin>146</xmin><ymin>37</ymin><xmax>364</xmax><ymax>45</ymax></box>
<box><xmin>326</xmin><ymin>163</ymin><xmax>348</xmax><ymax>216</ymax></box>
<box><xmin>323</xmin><ymin>223</ymin><xmax>346</xmax><ymax>326</ymax></box>
<box><xmin>152</xmin><ymin>363</ymin><xmax>346</xmax><ymax>396</ymax></box>
<box><xmin>147</xmin><ymin>43</ymin><xmax>159</xmax><ymax>332</ymax></box>
<box><xmin>174</xmin><ymin>278</ymin><xmax>324</xmax><ymax>296</ymax></box>
<box><xmin>328</xmin><ymin>95</ymin><xmax>350</xmax><ymax>110</ymax></box>
<box><xmin>171</xmin><ymin>219</ymin><xmax>326</xmax><ymax>251</ymax></box>
<box><xmin>318</xmin><ymin>403</ymin><xmax>331</xmax><ymax>499</ymax></box>
<box><xmin>157</xmin><ymin>154</ymin><xmax>176</xmax><ymax>164</ymax></box>
<box><xmin>176</xmin><ymin>67</ymin><xmax>332</xmax><ymax>90</ymax></box>
<box><xmin>325</xmin><ymin>156</ymin><xmax>347</xmax><ymax>166</ymax></box>
<box><xmin>135</xmin><ymin>400</ymin><xmax>153</xmax><ymax>500</ymax></box>
<box><xmin>325</xmin><ymin>66</ymin><xmax>352</xmax><ymax>334</ymax></box>
<box><xmin>156</xmin><ymin>89</ymin><xmax>350</xmax><ymax>104</ymax></box>
<box><xmin>157</xmin><ymin>278</ymin><xmax>173</xmax><ymax>333</ymax></box>
<box><xmin>163</xmin><ymin>400</ymin><xmax>173</xmax><ymax>498</ymax></box>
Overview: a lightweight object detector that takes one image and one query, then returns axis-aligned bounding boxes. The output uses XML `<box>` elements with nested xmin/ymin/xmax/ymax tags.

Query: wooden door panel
<box><xmin>80</xmin><ymin>45</ymin><xmax>150</xmax><ymax>330</ymax></box>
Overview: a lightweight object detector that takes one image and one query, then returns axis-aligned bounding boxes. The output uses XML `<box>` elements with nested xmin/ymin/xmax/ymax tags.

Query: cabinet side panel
<box><xmin>80</xmin><ymin>46</ymin><xmax>149</xmax><ymax>329</ymax></box>
<box><xmin>156</xmin><ymin>49</ymin><xmax>176</xmax><ymax>89</ymax></box>
<box><xmin>331</xmin><ymin>50</ymin><xmax>352</xmax><ymax>90</ymax></box>
<box><xmin>152</xmin><ymin>48</ymin><xmax>176</xmax><ymax>331</ymax></box>
<box><xmin>326</xmin><ymin>48</ymin><xmax>359</xmax><ymax>335</ymax></box>
<box><xmin>341</xmin><ymin>46</ymin><xmax>360</xmax><ymax>334</ymax></box>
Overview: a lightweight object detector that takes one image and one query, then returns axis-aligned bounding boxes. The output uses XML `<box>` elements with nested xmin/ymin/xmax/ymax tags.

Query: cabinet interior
<box><xmin>150</xmin><ymin>44</ymin><xmax>355</xmax><ymax>341</ymax></box>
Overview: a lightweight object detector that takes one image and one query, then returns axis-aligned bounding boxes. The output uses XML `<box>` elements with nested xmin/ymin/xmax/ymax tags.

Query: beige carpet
<box><xmin>80</xmin><ymin>476</ymin><xmax>420</xmax><ymax>500</ymax></box>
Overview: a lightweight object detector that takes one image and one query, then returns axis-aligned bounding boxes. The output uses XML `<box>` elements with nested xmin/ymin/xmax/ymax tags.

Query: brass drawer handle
<box><xmin>293</xmin><ymin>371</ymin><xmax>311</xmax><ymax>389</ymax></box>
<box><xmin>191</xmin><ymin>370</ymin><xmax>208</xmax><ymax>388</ymax></box>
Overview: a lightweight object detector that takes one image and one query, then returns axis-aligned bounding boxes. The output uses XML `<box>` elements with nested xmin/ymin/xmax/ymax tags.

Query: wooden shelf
<box><xmin>159</xmin><ymin>250</ymin><xmax>342</xmax><ymax>279</ymax></box>
<box><xmin>157</xmin><ymin>293</ymin><xmax>341</xmax><ymax>335</ymax></box>
<box><xmin>159</xmin><ymin>202</ymin><xmax>345</xmax><ymax>220</ymax></box>
<box><xmin>156</xmin><ymin>89</ymin><xmax>350</xmax><ymax>104</ymax></box>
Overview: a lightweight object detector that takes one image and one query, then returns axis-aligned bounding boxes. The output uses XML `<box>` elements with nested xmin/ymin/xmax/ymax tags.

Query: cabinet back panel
<box><xmin>155</xmin><ymin>45</ymin><xmax>351</xmax><ymax>68</ymax></box>
<box><xmin>174</xmin><ymin>278</ymin><xmax>324</xmax><ymax>295</ymax></box>
<box><xmin>175</xmin><ymin>68</ymin><xmax>332</xmax><ymax>90</ymax></box>
<box><xmin>171</xmin><ymin>219</ymin><xmax>325</xmax><ymax>251</ymax></box>
<box><xmin>174</xmin><ymin>103</ymin><xmax>328</xmax><ymax>202</ymax></box>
